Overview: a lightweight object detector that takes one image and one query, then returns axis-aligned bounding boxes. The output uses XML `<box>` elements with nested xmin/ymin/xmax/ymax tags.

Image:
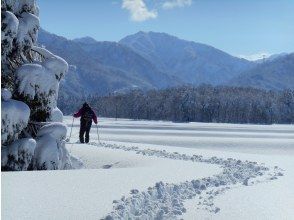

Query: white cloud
<box><xmin>238</xmin><ymin>52</ymin><xmax>271</xmax><ymax>61</ymax></box>
<box><xmin>122</xmin><ymin>0</ymin><xmax>157</xmax><ymax>22</ymax></box>
<box><xmin>162</xmin><ymin>0</ymin><xmax>192</xmax><ymax>9</ymax></box>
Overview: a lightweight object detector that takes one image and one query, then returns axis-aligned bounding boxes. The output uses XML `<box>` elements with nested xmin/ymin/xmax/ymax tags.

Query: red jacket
<box><xmin>74</xmin><ymin>107</ymin><xmax>98</xmax><ymax>124</ymax></box>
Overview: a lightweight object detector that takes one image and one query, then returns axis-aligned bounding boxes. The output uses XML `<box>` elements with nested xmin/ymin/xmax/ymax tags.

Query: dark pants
<box><xmin>79</xmin><ymin>120</ymin><xmax>92</xmax><ymax>143</ymax></box>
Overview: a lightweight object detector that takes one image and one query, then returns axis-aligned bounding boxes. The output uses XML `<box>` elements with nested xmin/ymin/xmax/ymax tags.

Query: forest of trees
<box><xmin>59</xmin><ymin>85</ymin><xmax>294</xmax><ymax>124</ymax></box>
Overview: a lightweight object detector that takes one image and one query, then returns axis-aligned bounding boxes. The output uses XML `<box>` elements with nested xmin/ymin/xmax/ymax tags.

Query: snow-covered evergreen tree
<box><xmin>1</xmin><ymin>0</ymin><xmax>80</xmax><ymax>170</ymax></box>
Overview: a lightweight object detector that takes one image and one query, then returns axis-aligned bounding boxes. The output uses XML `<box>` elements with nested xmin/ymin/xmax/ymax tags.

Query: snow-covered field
<box><xmin>2</xmin><ymin>117</ymin><xmax>294</xmax><ymax>219</ymax></box>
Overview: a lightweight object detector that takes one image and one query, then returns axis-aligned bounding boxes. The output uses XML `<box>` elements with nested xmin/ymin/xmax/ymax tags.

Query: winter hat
<box><xmin>83</xmin><ymin>102</ymin><xmax>89</xmax><ymax>108</ymax></box>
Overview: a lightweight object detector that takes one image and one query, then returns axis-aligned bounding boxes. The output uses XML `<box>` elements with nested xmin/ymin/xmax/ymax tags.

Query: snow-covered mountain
<box><xmin>254</xmin><ymin>53</ymin><xmax>288</xmax><ymax>64</ymax></box>
<box><xmin>38</xmin><ymin>29</ymin><xmax>292</xmax><ymax>97</ymax></box>
<box><xmin>120</xmin><ymin>31</ymin><xmax>254</xmax><ymax>85</ymax></box>
<box><xmin>230</xmin><ymin>53</ymin><xmax>294</xmax><ymax>90</ymax></box>
<box><xmin>72</xmin><ymin>36</ymin><xmax>180</xmax><ymax>90</ymax></box>
<box><xmin>38</xmin><ymin>29</ymin><xmax>180</xmax><ymax>98</ymax></box>
<box><xmin>72</xmin><ymin>36</ymin><xmax>98</xmax><ymax>44</ymax></box>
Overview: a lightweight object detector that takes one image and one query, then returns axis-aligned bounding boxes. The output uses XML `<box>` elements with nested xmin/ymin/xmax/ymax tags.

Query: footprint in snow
<box><xmin>102</xmin><ymin>162</ymin><xmax>120</xmax><ymax>169</ymax></box>
<box><xmin>102</xmin><ymin>164</ymin><xmax>113</xmax><ymax>169</ymax></box>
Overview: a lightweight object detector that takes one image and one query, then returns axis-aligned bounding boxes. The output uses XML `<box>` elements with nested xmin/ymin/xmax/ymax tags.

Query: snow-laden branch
<box><xmin>16</xmin><ymin>12</ymin><xmax>39</xmax><ymax>56</ymax></box>
<box><xmin>1</xmin><ymin>89</ymin><xmax>30</xmax><ymax>145</ymax></box>
<box><xmin>1</xmin><ymin>138</ymin><xmax>36</xmax><ymax>171</ymax></box>
<box><xmin>1</xmin><ymin>11</ymin><xmax>19</xmax><ymax>62</ymax></box>
<box><xmin>16</xmin><ymin>46</ymin><xmax>68</xmax><ymax>108</ymax></box>
<box><xmin>31</xmin><ymin>45</ymin><xmax>54</xmax><ymax>58</ymax></box>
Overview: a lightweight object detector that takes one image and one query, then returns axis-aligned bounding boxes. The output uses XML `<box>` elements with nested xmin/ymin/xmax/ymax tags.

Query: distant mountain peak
<box><xmin>254</xmin><ymin>52</ymin><xmax>288</xmax><ymax>63</ymax></box>
<box><xmin>120</xmin><ymin>30</ymin><xmax>254</xmax><ymax>85</ymax></box>
<box><xmin>73</xmin><ymin>36</ymin><xmax>97</xmax><ymax>44</ymax></box>
<box><xmin>121</xmin><ymin>31</ymin><xmax>181</xmax><ymax>43</ymax></box>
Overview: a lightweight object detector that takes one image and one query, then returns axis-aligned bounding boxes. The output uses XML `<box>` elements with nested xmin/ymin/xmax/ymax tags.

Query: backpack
<box><xmin>81</xmin><ymin>107</ymin><xmax>93</xmax><ymax>124</ymax></box>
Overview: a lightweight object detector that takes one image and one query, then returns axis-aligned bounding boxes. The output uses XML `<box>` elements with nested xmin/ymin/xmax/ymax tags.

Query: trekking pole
<box><xmin>96</xmin><ymin>123</ymin><xmax>102</xmax><ymax>145</ymax></box>
<box><xmin>66</xmin><ymin>117</ymin><xmax>74</xmax><ymax>142</ymax></box>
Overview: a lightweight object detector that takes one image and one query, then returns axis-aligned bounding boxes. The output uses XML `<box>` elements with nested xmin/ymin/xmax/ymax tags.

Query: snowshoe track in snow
<box><xmin>89</xmin><ymin>142</ymin><xmax>283</xmax><ymax>220</ymax></box>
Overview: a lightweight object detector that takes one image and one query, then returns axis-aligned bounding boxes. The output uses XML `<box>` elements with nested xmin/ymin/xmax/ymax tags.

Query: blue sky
<box><xmin>37</xmin><ymin>0</ymin><xmax>294</xmax><ymax>59</ymax></box>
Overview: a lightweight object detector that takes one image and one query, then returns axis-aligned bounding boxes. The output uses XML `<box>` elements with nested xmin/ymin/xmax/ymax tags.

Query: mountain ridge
<box><xmin>119</xmin><ymin>31</ymin><xmax>255</xmax><ymax>85</ymax></box>
<box><xmin>230</xmin><ymin>53</ymin><xmax>294</xmax><ymax>90</ymax></box>
<box><xmin>38</xmin><ymin>29</ymin><xmax>293</xmax><ymax>99</ymax></box>
<box><xmin>38</xmin><ymin>29</ymin><xmax>181</xmax><ymax>98</ymax></box>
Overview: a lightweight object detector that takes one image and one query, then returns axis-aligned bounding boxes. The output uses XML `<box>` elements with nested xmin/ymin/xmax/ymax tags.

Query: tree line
<box><xmin>59</xmin><ymin>85</ymin><xmax>294</xmax><ymax>124</ymax></box>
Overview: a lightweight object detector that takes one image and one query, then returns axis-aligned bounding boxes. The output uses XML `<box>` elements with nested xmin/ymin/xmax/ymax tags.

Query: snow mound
<box><xmin>1</xmin><ymin>96</ymin><xmax>30</xmax><ymax>145</ymax></box>
<box><xmin>37</xmin><ymin>122</ymin><xmax>67</xmax><ymax>140</ymax></box>
<box><xmin>34</xmin><ymin>123</ymin><xmax>80</xmax><ymax>170</ymax></box>
<box><xmin>34</xmin><ymin>135</ymin><xmax>62</xmax><ymax>170</ymax></box>
<box><xmin>1</xmin><ymin>138</ymin><xmax>36</xmax><ymax>171</ymax></box>
<box><xmin>69</xmin><ymin>155</ymin><xmax>84</xmax><ymax>169</ymax></box>
<box><xmin>50</xmin><ymin>107</ymin><xmax>63</xmax><ymax>122</ymax></box>
<box><xmin>1</xmin><ymin>88</ymin><xmax>12</xmax><ymax>101</ymax></box>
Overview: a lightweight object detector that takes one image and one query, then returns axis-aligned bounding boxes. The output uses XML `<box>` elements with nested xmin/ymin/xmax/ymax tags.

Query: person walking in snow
<box><xmin>73</xmin><ymin>102</ymin><xmax>98</xmax><ymax>143</ymax></box>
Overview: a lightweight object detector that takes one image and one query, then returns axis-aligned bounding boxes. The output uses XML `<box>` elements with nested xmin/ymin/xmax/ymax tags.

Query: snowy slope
<box><xmin>182</xmin><ymin>148</ymin><xmax>294</xmax><ymax>219</ymax></box>
<box><xmin>230</xmin><ymin>53</ymin><xmax>294</xmax><ymax>90</ymax></box>
<box><xmin>253</xmin><ymin>53</ymin><xmax>288</xmax><ymax>63</ymax></box>
<box><xmin>37</xmin><ymin>29</ymin><xmax>180</xmax><ymax>98</ymax></box>
<box><xmin>120</xmin><ymin>31</ymin><xmax>254</xmax><ymax>85</ymax></box>
<box><xmin>2</xmin><ymin>117</ymin><xmax>294</xmax><ymax>219</ymax></box>
<box><xmin>2</xmin><ymin>144</ymin><xmax>220</xmax><ymax>219</ymax></box>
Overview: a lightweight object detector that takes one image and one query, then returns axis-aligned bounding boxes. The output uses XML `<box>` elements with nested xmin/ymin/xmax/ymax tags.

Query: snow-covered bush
<box><xmin>1</xmin><ymin>138</ymin><xmax>36</xmax><ymax>171</ymax></box>
<box><xmin>1</xmin><ymin>89</ymin><xmax>30</xmax><ymax>145</ymax></box>
<box><xmin>1</xmin><ymin>0</ymin><xmax>80</xmax><ymax>171</ymax></box>
<box><xmin>34</xmin><ymin>123</ymin><xmax>72</xmax><ymax>170</ymax></box>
